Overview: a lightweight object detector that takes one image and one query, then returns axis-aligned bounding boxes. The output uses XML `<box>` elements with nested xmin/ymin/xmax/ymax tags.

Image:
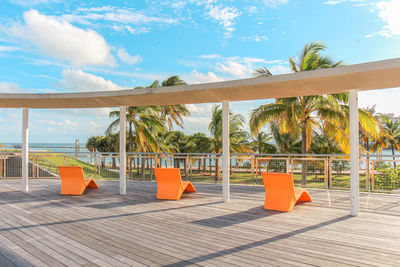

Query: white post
<box><xmin>119</xmin><ymin>106</ymin><xmax>127</xmax><ymax>195</ymax></box>
<box><xmin>22</xmin><ymin>108</ymin><xmax>29</xmax><ymax>192</ymax></box>
<box><xmin>222</xmin><ymin>101</ymin><xmax>230</xmax><ymax>202</ymax></box>
<box><xmin>349</xmin><ymin>90</ymin><xmax>359</xmax><ymax>216</ymax></box>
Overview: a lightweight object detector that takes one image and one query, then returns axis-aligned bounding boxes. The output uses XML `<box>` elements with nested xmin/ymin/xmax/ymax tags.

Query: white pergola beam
<box><xmin>119</xmin><ymin>106</ymin><xmax>127</xmax><ymax>195</ymax></box>
<box><xmin>22</xmin><ymin>108</ymin><xmax>29</xmax><ymax>192</ymax></box>
<box><xmin>222</xmin><ymin>101</ymin><xmax>230</xmax><ymax>203</ymax></box>
<box><xmin>349</xmin><ymin>90</ymin><xmax>359</xmax><ymax>216</ymax></box>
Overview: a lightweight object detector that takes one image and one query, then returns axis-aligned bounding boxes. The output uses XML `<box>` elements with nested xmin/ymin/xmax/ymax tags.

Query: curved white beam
<box><xmin>0</xmin><ymin>58</ymin><xmax>400</xmax><ymax>108</ymax></box>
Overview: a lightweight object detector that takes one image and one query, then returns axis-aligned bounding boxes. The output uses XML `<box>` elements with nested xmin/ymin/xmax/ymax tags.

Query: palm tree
<box><xmin>358</xmin><ymin>106</ymin><xmax>385</xmax><ymax>156</ymax></box>
<box><xmin>208</xmin><ymin>105</ymin><xmax>251</xmax><ymax>154</ymax></box>
<box><xmin>187</xmin><ymin>132</ymin><xmax>212</xmax><ymax>153</ymax></box>
<box><xmin>162</xmin><ymin>131</ymin><xmax>188</xmax><ymax>153</ymax></box>
<box><xmin>148</xmin><ymin>76</ymin><xmax>190</xmax><ymax>130</ymax></box>
<box><xmin>187</xmin><ymin>105</ymin><xmax>251</xmax><ymax>180</ymax></box>
<box><xmin>379</xmin><ymin>117</ymin><xmax>400</xmax><ymax>168</ymax></box>
<box><xmin>95</xmin><ymin>133</ymin><xmax>119</xmax><ymax>168</ymax></box>
<box><xmin>106</xmin><ymin>106</ymin><xmax>165</xmax><ymax>152</ymax></box>
<box><xmin>250</xmin><ymin>41</ymin><xmax>379</xmax><ymax>185</ymax></box>
<box><xmin>250</xmin><ymin>132</ymin><xmax>277</xmax><ymax>154</ymax></box>
<box><xmin>269</xmin><ymin>122</ymin><xmax>301</xmax><ymax>154</ymax></box>
<box><xmin>86</xmin><ymin>136</ymin><xmax>100</xmax><ymax>152</ymax></box>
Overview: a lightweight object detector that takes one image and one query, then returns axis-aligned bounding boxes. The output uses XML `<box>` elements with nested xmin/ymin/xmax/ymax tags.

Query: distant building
<box><xmin>381</xmin><ymin>113</ymin><xmax>400</xmax><ymax>123</ymax></box>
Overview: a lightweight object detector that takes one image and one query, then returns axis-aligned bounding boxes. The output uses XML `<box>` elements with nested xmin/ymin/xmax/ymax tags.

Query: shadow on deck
<box><xmin>0</xmin><ymin>180</ymin><xmax>399</xmax><ymax>266</ymax></box>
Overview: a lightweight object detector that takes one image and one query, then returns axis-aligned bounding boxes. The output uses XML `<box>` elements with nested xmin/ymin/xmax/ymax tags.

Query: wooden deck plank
<box><xmin>0</xmin><ymin>180</ymin><xmax>399</xmax><ymax>266</ymax></box>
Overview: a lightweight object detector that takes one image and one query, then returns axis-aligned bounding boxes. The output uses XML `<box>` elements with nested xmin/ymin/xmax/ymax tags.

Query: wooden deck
<box><xmin>0</xmin><ymin>180</ymin><xmax>399</xmax><ymax>267</ymax></box>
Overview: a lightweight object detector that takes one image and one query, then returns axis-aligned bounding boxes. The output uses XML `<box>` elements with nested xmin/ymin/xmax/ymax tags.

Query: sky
<box><xmin>0</xmin><ymin>0</ymin><xmax>399</xmax><ymax>144</ymax></box>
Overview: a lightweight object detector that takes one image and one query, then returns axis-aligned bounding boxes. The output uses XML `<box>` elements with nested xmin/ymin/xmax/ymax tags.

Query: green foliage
<box><xmin>332</xmin><ymin>160</ymin><xmax>349</xmax><ymax>175</ymax></box>
<box><xmin>375</xmin><ymin>162</ymin><xmax>400</xmax><ymax>191</ymax></box>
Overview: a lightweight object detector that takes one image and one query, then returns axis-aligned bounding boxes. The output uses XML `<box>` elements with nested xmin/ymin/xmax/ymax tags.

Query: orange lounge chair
<box><xmin>154</xmin><ymin>168</ymin><xmax>196</xmax><ymax>200</ymax></box>
<box><xmin>58</xmin><ymin>166</ymin><xmax>99</xmax><ymax>195</ymax></box>
<box><xmin>262</xmin><ymin>172</ymin><xmax>312</xmax><ymax>211</ymax></box>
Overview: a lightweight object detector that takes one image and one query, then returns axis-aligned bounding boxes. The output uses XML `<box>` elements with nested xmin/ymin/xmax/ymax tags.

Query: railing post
<box><xmin>251</xmin><ymin>156</ymin><xmax>255</xmax><ymax>185</ymax></box>
<box><xmin>324</xmin><ymin>157</ymin><xmax>328</xmax><ymax>188</ymax></box>
<box><xmin>286</xmin><ymin>157</ymin><xmax>290</xmax><ymax>173</ymax></box>
<box><xmin>371</xmin><ymin>159</ymin><xmax>375</xmax><ymax>192</ymax></box>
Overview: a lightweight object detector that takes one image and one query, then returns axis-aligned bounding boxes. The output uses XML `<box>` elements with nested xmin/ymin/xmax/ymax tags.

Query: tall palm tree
<box><xmin>358</xmin><ymin>106</ymin><xmax>385</xmax><ymax>155</ymax></box>
<box><xmin>148</xmin><ymin>76</ymin><xmax>190</xmax><ymax>130</ymax></box>
<box><xmin>187</xmin><ymin>132</ymin><xmax>212</xmax><ymax>153</ymax></box>
<box><xmin>106</xmin><ymin>106</ymin><xmax>165</xmax><ymax>152</ymax></box>
<box><xmin>250</xmin><ymin>131</ymin><xmax>277</xmax><ymax>154</ymax></box>
<box><xmin>162</xmin><ymin>131</ymin><xmax>188</xmax><ymax>153</ymax></box>
<box><xmin>250</xmin><ymin>41</ymin><xmax>379</xmax><ymax>185</ymax></box>
<box><xmin>188</xmin><ymin>105</ymin><xmax>251</xmax><ymax>181</ymax></box>
<box><xmin>208</xmin><ymin>105</ymin><xmax>251</xmax><ymax>154</ymax></box>
<box><xmin>379</xmin><ymin>117</ymin><xmax>400</xmax><ymax>168</ymax></box>
<box><xmin>269</xmin><ymin>122</ymin><xmax>302</xmax><ymax>154</ymax></box>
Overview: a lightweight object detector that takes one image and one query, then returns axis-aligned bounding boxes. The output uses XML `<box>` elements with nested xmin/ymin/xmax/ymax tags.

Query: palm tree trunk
<box><xmin>112</xmin><ymin>156</ymin><xmax>116</xmax><ymax>169</ymax></box>
<box><xmin>301</xmin><ymin>120</ymin><xmax>307</xmax><ymax>186</ymax></box>
<box><xmin>391</xmin><ymin>143</ymin><xmax>396</xmax><ymax>168</ymax></box>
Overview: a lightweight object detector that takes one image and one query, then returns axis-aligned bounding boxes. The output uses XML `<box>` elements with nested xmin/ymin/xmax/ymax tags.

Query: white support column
<box><xmin>222</xmin><ymin>101</ymin><xmax>230</xmax><ymax>203</ymax></box>
<box><xmin>349</xmin><ymin>90</ymin><xmax>359</xmax><ymax>216</ymax></box>
<box><xmin>119</xmin><ymin>106</ymin><xmax>127</xmax><ymax>195</ymax></box>
<box><xmin>22</xmin><ymin>108</ymin><xmax>29</xmax><ymax>192</ymax></box>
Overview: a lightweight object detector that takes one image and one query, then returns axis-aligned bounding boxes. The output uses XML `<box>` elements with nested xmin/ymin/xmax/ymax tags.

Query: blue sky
<box><xmin>0</xmin><ymin>0</ymin><xmax>399</xmax><ymax>143</ymax></box>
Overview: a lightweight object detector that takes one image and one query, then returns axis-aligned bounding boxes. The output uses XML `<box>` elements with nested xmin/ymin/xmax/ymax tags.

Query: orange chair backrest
<box><xmin>58</xmin><ymin>166</ymin><xmax>85</xmax><ymax>185</ymax></box>
<box><xmin>262</xmin><ymin>172</ymin><xmax>295</xmax><ymax>201</ymax></box>
<box><xmin>154</xmin><ymin>168</ymin><xmax>183</xmax><ymax>189</ymax></box>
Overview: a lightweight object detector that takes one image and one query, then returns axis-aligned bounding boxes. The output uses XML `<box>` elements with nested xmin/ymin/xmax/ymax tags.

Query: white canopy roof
<box><xmin>1</xmin><ymin>57</ymin><xmax>400</xmax><ymax>109</ymax></box>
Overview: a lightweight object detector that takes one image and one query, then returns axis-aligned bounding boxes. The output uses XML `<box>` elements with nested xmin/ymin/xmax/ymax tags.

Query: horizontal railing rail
<box><xmin>0</xmin><ymin>151</ymin><xmax>399</xmax><ymax>193</ymax></box>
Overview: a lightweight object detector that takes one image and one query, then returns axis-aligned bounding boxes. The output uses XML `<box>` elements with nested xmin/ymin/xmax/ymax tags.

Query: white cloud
<box><xmin>215</xmin><ymin>60</ymin><xmax>249</xmax><ymax>78</ymax></box>
<box><xmin>245</xmin><ymin>6</ymin><xmax>258</xmax><ymax>15</ymax></box>
<box><xmin>182</xmin><ymin>115</ymin><xmax>212</xmax><ymax>134</ymax></box>
<box><xmin>268</xmin><ymin>64</ymin><xmax>291</xmax><ymax>75</ymax></box>
<box><xmin>359</xmin><ymin>88</ymin><xmax>400</xmax><ymax>115</ymax></box>
<box><xmin>10</xmin><ymin>0</ymin><xmax>60</xmax><ymax>6</ymax></box>
<box><xmin>117</xmin><ymin>48</ymin><xmax>142</xmax><ymax>65</ymax></box>
<box><xmin>0</xmin><ymin>45</ymin><xmax>20</xmax><ymax>52</ymax></box>
<box><xmin>199</xmin><ymin>54</ymin><xmax>221</xmax><ymax>60</ymax></box>
<box><xmin>125</xmin><ymin>25</ymin><xmax>149</xmax><ymax>34</ymax></box>
<box><xmin>57</xmin><ymin>69</ymin><xmax>123</xmax><ymax>92</ymax></box>
<box><xmin>324</xmin><ymin>0</ymin><xmax>365</xmax><ymax>5</ymax></box>
<box><xmin>63</xmin><ymin>7</ymin><xmax>177</xmax><ymax>26</ymax></box>
<box><xmin>184</xmin><ymin>55</ymin><xmax>288</xmax><ymax>83</ymax></box>
<box><xmin>241</xmin><ymin>35</ymin><xmax>269</xmax><ymax>42</ymax></box>
<box><xmin>263</xmin><ymin>0</ymin><xmax>290</xmax><ymax>8</ymax></box>
<box><xmin>7</xmin><ymin>9</ymin><xmax>115</xmax><ymax>67</ymax></box>
<box><xmin>184</xmin><ymin>69</ymin><xmax>225</xmax><ymax>84</ymax></box>
<box><xmin>0</xmin><ymin>82</ymin><xmax>23</xmax><ymax>93</ymax></box>
<box><xmin>63</xmin><ymin>119</ymin><xmax>79</xmax><ymax>128</ymax></box>
<box><xmin>206</xmin><ymin>5</ymin><xmax>241</xmax><ymax>38</ymax></box>
<box><xmin>376</xmin><ymin>0</ymin><xmax>400</xmax><ymax>37</ymax></box>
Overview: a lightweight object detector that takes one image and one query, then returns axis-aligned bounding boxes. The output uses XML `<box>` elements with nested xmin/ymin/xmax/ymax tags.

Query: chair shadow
<box><xmin>167</xmin><ymin>215</ymin><xmax>352</xmax><ymax>266</ymax></box>
<box><xmin>191</xmin><ymin>206</ymin><xmax>282</xmax><ymax>228</ymax></box>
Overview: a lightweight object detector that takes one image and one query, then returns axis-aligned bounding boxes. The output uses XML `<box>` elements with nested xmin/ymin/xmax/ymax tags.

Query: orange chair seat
<box><xmin>58</xmin><ymin>166</ymin><xmax>99</xmax><ymax>195</ymax></box>
<box><xmin>262</xmin><ymin>172</ymin><xmax>312</xmax><ymax>212</ymax></box>
<box><xmin>154</xmin><ymin>168</ymin><xmax>196</xmax><ymax>200</ymax></box>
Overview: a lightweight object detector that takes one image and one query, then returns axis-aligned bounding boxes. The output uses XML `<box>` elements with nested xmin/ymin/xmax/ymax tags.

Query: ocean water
<box><xmin>2</xmin><ymin>143</ymin><xmax>89</xmax><ymax>153</ymax></box>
